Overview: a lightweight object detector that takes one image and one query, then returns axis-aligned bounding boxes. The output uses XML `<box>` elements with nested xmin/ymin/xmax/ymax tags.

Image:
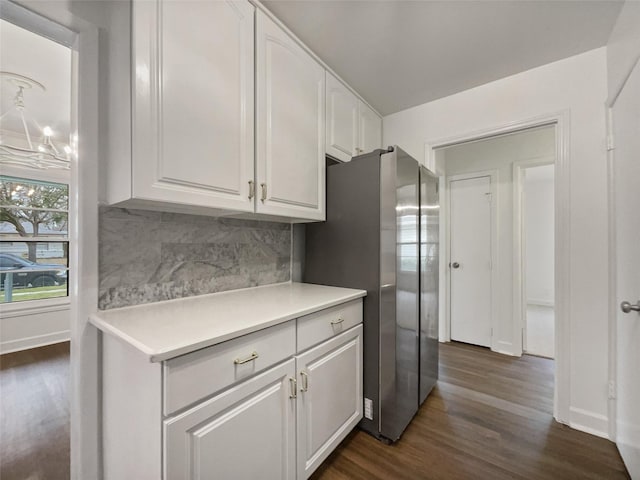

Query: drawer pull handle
<box><xmin>300</xmin><ymin>371</ymin><xmax>309</xmax><ymax>392</ymax></box>
<box><xmin>331</xmin><ymin>317</ymin><xmax>344</xmax><ymax>326</ymax></box>
<box><xmin>234</xmin><ymin>351</ymin><xmax>259</xmax><ymax>365</ymax></box>
<box><xmin>289</xmin><ymin>377</ymin><xmax>297</xmax><ymax>398</ymax></box>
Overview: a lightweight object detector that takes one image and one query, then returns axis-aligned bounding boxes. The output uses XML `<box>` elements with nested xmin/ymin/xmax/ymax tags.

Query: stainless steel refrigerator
<box><xmin>304</xmin><ymin>146</ymin><xmax>439</xmax><ymax>442</ymax></box>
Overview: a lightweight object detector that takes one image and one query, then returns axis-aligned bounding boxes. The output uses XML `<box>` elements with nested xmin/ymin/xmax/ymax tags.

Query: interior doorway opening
<box><xmin>432</xmin><ymin>122</ymin><xmax>561</xmax><ymax>414</ymax></box>
<box><xmin>0</xmin><ymin>11</ymin><xmax>76</xmax><ymax>480</ymax></box>
<box><xmin>521</xmin><ymin>164</ymin><xmax>555</xmax><ymax>358</ymax></box>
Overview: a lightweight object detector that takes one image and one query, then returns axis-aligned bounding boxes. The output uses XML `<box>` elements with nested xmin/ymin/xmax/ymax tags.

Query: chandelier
<box><xmin>0</xmin><ymin>71</ymin><xmax>73</xmax><ymax>170</ymax></box>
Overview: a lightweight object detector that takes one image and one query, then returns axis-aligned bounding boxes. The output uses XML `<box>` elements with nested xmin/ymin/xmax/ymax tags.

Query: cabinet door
<box><xmin>358</xmin><ymin>100</ymin><xmax>383</xmax><ymax>155</ymax></box>
<box><xmin>296</xmin><ymin>324</ymin><xmax>363</xmax><ymax>479</ymax></box>
<box><xmin>164</xmin><ymin>359</ymin><xmax>296</xmax><ymax>480</ymax></box>
<box><xmin>133</xmin><ymin>0</ymin><xmax>254</xmax><ymax>211</ymax></box>
<box><xmin>326</xmin><ymin>72</ymin><xmax>358</xmax><ymax>162</ymax></box>
<box><xmin>256</xmin><ymin>11</ymin><xmax>326</xmax><ymax>221</ymax></box>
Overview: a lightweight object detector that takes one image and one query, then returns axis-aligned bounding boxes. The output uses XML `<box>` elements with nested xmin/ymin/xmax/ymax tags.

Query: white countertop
<box><xmin>90</xmin><ymin>282</ymin><xmax>366</xmax><ymax>362</ymax></box>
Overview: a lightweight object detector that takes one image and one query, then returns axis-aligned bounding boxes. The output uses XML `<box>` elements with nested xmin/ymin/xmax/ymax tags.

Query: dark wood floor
<box><xmin>0</xmin><ymin>342</ymin><xmax>70</xmax><ymax>480</ymax></box>
<box><xmin>0</xmin><ymin>341</ymin><xmax>628</xmax><ymax>480</ymax></box>
<box><xmin>313</xmin><ymin>342</ymin><xmax>630</xmax><ymax>480</ymax></box>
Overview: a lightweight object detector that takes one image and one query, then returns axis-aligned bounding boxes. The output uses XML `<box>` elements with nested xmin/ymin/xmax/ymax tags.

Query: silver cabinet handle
<box><xmin>248</xmin><ymin>180</ymin><xmax>255</xmax><ymax>200</ymax></box>
<box><xmin>289</xmin><ymin>377</ymin><xmax>297</xmax><ymax>398</ymax></box>
<box><xmin>260</xmin><ymin>183</ymin><xmax>267</xmax><ymax>202</ymax></box>
<box><xmin>234</xmin><ymin>351</ymin><xmax>258</xmax><ymax>365</ymax></box>
<box><xmin>300</xmin><ymin>371</ymin><xmax>309</xmax><ymax>392</ymax></box>
<box><xmin>330</xmin><ymin>317</ymin><xmax>344</xmax><ymax>325</ymax></box>
<box><xmin>621</xmin><ymin>300</ymin><xmax>640</xmax><ymax>314</ymax></box>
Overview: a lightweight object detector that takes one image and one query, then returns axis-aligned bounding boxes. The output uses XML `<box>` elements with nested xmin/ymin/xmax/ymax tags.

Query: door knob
<box><xmin>620</xmin><ymin>300</ymin><xmax>640</xmax><ymax>314</ymax></box>
<box><xmin>451</xmin><ymin>262</ymin><xmax>460</xmax><ymax>269</ymax></box>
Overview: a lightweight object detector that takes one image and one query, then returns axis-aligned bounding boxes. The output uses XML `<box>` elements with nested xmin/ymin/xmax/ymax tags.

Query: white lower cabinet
<box><xmin>162</xmin><ymin>324</ymin><xmax>363</xmax><ymax>480</ymax></box>
<box><xmin>101</xmin><ymin>298</ymin><xmax>363</xmax><ymax>480</ymax></box>
<box><xmin>164</xmin><ymin>359</ymin><xmax>296</xmax><ymax>480</ymax></box>
<box><xmin>296</xmin><ymin>324</ymin><xmax>363</xmax><ymax>479</ymax></box>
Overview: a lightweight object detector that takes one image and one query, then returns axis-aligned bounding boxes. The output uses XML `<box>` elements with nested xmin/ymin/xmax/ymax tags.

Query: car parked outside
<box><xmin>0</xmin><ymin>252</ymin><xmax>68</xmax><ymax>288</ymax></box>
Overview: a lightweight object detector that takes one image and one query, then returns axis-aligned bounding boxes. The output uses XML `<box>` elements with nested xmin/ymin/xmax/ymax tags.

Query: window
<box><xmin>0</xmin><ymin>175</ymin><xmax>69</xmax><ymax>303</ymax></box>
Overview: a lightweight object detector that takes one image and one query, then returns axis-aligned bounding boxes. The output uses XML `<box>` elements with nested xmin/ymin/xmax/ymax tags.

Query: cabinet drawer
<box><xmin>297</xmin><ymin>299</ymin><xmax>362</xmax><ymax>353</ymax></box>
<box><xmin>163</xmin><ymin>320</ymin><xmax>296</xmax><ymax>416</ymax></box>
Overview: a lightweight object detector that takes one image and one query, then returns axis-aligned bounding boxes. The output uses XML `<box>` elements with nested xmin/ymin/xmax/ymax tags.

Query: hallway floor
<box><xmin>313</xmin><ymin>342</ymin><xmax>629</xmax><ymax>480</ymax></box>
<box><xmin>0</xmin><ymin>341</ymin><xmax>629</xmax><ymax>479</ymax></box>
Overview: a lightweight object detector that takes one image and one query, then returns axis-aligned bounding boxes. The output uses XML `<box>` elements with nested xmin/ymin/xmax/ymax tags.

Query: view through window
<box><xmin>0</xmin><ymin>176</ymin><xmax>69</xmax><ymax>303</ymax></box>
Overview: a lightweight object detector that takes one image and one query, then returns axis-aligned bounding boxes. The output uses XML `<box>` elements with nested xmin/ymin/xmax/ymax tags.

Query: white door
<box><xmin>612</xmin><ymin>60</ymin><xmax>640</xmax><ymax>478</ymax></box>
<box><xmin>256</xmin><ymin>10</ymin><xmax>325</xmax><ymax>221</ymax></box>
<box><xmin>449</xmin><ymin>176</ymin><xmax>492</xmax><ymax>347</ymax></box>
<box><xmin>133</xmin><ymin>0</ymin><xmax>255</xmax><ymax>211</ymax></box>
<box><xmin>296</xmin><ymin>325</ymin><xmax>363</xmax><ymax>479</ymax></box>
<box><xmin>357</xmin><ymin>100</ymin><xmax>382</xmax><ymax>155</ymax></box>
<box><xmin>164</xmin><ymin>359</ymin><xmax>296</xmax><ymax>480</ymax></box>
<box><xmin>326</xmin><ymin>72</ymin><xmax>358</xmax><ymax>162</ymax></box>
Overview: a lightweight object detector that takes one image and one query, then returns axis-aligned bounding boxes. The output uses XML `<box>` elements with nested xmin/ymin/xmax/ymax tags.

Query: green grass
<box><xmin>0</xmin><ymin>285</ymin><xmax>68</xmax><ymax>303</ymax></box>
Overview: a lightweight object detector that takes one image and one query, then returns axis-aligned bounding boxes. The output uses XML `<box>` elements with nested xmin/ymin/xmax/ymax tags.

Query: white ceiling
<box><xmin>0</xmin><ymin>19</ymin><xmax>72</xmax><ymax>144</ymax></box>
<box><xmin>263</xmin><ymin>0</ymin><xmax>623</xmax><ymax>115</ymax></box>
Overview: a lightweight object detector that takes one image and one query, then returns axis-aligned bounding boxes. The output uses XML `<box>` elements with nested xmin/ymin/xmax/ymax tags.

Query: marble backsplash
<box><xmin>98</xmin><ymin>207</ymin><xmax>291</xmax><ymax>309</ymax></box>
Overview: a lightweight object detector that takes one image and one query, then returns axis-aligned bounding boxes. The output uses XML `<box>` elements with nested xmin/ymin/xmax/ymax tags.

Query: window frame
<box><xmin>0</xmin><ymin>166</ymin><xmax>71</xmax><ymax>310</ymax></box>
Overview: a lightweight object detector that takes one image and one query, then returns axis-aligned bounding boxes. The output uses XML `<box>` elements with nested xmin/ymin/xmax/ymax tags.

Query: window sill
<box><xmin>0</xmin><ymin>296</ymin><xmax>71</xmax><ymax>318</ymax></box>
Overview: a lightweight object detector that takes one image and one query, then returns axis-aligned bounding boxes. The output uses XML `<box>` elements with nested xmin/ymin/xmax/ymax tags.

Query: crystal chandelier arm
<box><xmin>19</xmin><ymin>110</ymin><xmax>34</xmax><ymax>150</ymax></box>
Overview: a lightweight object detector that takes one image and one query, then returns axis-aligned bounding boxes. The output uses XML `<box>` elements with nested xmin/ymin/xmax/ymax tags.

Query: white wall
<box><xmin>441</xmin><ymin>127</ymin><xmax>555</xmax><ymax>354</ymax></box>
<box><xmin>0</xmin><ymin>306</ymin><xmax>70</xmax><ymax>354</ymax></box>
<box><xmin>524</xmin><ymin>165</ymin><xmax>555</xmax><ymax>305</ymax></box>
<box><xmin>384</xmin><ymin>47</ymin><xmax>610</xmax><ymax>437</ymax></box>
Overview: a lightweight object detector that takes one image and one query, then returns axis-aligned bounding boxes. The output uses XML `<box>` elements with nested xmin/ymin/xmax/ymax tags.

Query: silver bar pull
<box><xmin>248</xmin><ymin>180</ymin><xmax>255</xmax><ymax>200</ymax></box>
<box><xmin>260</xmin><ymin>183</ymin><xmax>267</xmax><ymax>202</ymax></box>
<box><xmin>300</xmin><ymin>371</ymin><xmax>309</xmax><ymax>392</ymax></box>
<box><xmin>330</xmin><ymin>317</ymin><xmax>344</xmax><ymax>325</ymax></box>
<box><xmin>289</xmin><ymin>377</ymin><xmax>297</xmax><ymax>398</ymax></box>
<box><xmin>234</xmin><ymin>351</ymin><xmax>258</xmax><ymax>365</ymax></box>
<box><xmin>621</xmin><ymin>300</ymin><xmax>640</xmax><ymax>314</ymax></box>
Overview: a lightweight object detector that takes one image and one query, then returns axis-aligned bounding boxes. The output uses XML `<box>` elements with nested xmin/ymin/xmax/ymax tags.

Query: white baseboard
<box><xmin>0</xmin><ymin>330</ymin><xmax>70</xmax><ymax>355</ymax></box>
<box><xmin>527</xmin><ymin>299</ymin><xmax>555</xmax><ymax>307</ymax></box>
<box><xmin>569</xmin><ymin>406</ymin><xmax>610</xmax><ymax>439</ymax></box>
<box><xmin>492</xmin><ymin>340</ymin><xmax>519</xmax><ymax>356</ymax></box>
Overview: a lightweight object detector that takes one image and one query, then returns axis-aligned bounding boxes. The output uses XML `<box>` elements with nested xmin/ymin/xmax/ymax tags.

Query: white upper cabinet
<box><xmin>325</xmin><ymin>71</ymin><xmax>382</xmax><ymax>162</ymax></box>
<box><xmin>358</xmin><ymin>100</ymin><xmax>383</xmax><ymax>155</ymax></box>
<box><xmin>130</xmin><ymin>0</ymin><xmax>255</xmax><ymax>211</ymax></box>
<box><xmin>326</xmin><ymin>72</ymin><xmax>359</xmax><ymax>162</ymax></box>
<box><xmin>256</xmin><ymin>11</ymin><xmax>326</xmax><ymax>221</ymax></box>
<box><xmin>105</xmin><ymin>1</ymin><xmax>379</xmax><ymax>220</ymax></box>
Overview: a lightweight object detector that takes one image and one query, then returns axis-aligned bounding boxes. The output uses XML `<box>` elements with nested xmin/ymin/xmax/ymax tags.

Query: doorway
<box><xmin>521</xmin><ymin>164</ymin><xmax>555</xmax><ymax>358</ymax></box>
<box><xmin>448</xmin><ymin>174</ymin><xmax>493</xmax><ymax>347</ymax></box>
<box><xmin>0</xmin><ymin>11</ymin><xmax>76</xmax><ymax>480</ymax></box>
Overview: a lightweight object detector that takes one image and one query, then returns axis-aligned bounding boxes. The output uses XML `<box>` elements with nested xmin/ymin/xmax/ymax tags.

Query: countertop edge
<box><xmin>90</xmin><ymin>288</ymin><xmax>366</xmax><ymax>363</ymax></box>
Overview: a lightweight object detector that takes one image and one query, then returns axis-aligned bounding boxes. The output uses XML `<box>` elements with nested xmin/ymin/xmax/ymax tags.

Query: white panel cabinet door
<box><xmin>449</xmin><ymin>176</ymin><xmax>493</xmax><ymax>347</ymax></box>
<box><xmin>296</xmin><ymin>325</ymin><xmax>363</xmax><ymax>479</ymax></box>
<box><xmin>357</xmin><ymin>100</ymin><xmax>383</xmax><ymax>155</ymax></box>
<box><xmin>164</xmin><ymin>359</ymin><xmax>296</xmax><ymax>480</ymax></box>
<box><xmin>132</xmin><ymin>0</ymin><xmax>254</xmax><ymax>211</ymax></box>
<box><xmin>326</xmin><ymin>72</ymin><xmax>359</xmax><ymax>162</ymax></box>
<box><xmin>256</xmin><ymin>11</ymin><xmax>326</xmax><ymax>221</ymax></box>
